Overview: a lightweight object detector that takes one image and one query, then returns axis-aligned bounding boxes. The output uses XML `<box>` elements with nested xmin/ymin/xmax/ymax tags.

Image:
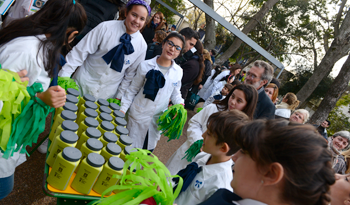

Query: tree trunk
<box><xmin>308</xmin><ymin>54</ymin><xmax>350</xmax><ymax>125</ymax></box>
<box><xmin>296</xmin><ymin>9</ymin><xmax>350</xmax><ymax>104</ymax></box>
<box><xmin>203</xmin><ymin>0</ymin><xmax>216</xmax><ymax>50</ymax></box>
<box><xmin>214</xmin><ymin>0</ymin><xmax>280</xmax><ymax>66</ymax></box>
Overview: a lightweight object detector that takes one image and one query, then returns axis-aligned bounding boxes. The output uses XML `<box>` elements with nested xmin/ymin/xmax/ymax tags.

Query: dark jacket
<box><xmin>141</xmin><ymin>26</ymin><xmax>156</xmax><ymax>45</ymax></box>
<box><xmin>315</xmin><ymin>125</ymin><xmax>328</xmax><ymax>140</ymax></box>
<box><xmin>254</xmin><ymin>88</ymin><xmax>275</xmax><ymax>119</ymax></box>
<box><xmin>180</xmin><ymin>58</ymin><xmax>200</xmax><ymax>98</ymax></box>
<box><xmin>145</xmin><ymin>42</ymin><xmax>162</xmax><ymax>60</ymax></box>
<box><xmin>200</xmin><ymin>59</ymin><xmax>212</xmax><ymax>85</ymax></box>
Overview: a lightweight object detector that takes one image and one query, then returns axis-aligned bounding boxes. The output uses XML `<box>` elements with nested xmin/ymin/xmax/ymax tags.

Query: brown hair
<box><xmin>155</xmin><ymin>30</ymin><xmax>167</xmax><ymax>43</ymax></box>
<box><xmin>284</xmin><ymin>92</ymin><xmax>300</xmax><ymax>111</ymax></box>
<box><xmin>193</xmin><ymin>40</ymin><xmax>205</xmax><ymax>85</ymax></box>
<box><xmin>265</xmin><ymin>83</ymin><xmax>279</xmax><ymax>103</ymax></box>
<box><xmin>224</xmin><ymin>83</ymin><xmax>234</xmax><ymax>92</ymax></box>
<box><xmin>207</xmin><ymin>110</ymin><xmax>249</xmax><ymax>155</ymax></box>
<box><xmin>230</xmin><ymin>63</ymin><xmax>243</xmax><ymax>79</ymax></box>
<box><xmin>234</xmin><ymin>119</ymin><xmax>335</xmax><ymax>205</ymax></box>
<box><xmin>215</xmin><ymin>84</ymin><xmax>258</xmax><ymax>119</ymax></box>
<box><xmin>146</xmin><ymin>11</ymin><xmax>165</xmax><ymax>31</ymax></box>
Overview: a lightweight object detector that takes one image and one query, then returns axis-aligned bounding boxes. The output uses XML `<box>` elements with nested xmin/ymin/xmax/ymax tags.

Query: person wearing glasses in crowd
<box><xmin>120</xmin><ymin>32</ymin><xmax>185</xmax><ymax>152</ymax></box>
<box><xmin>243</xmin><ymin>60</ymin><xmax>275</xmax><ymax>119</ymax></box>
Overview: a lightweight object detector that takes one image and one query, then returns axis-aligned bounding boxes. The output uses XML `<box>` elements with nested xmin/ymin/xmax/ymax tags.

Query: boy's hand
<box><xmin>37</xmin><ymin>86</ymin><xmax>66</xmax><ymax>108</ymax></box>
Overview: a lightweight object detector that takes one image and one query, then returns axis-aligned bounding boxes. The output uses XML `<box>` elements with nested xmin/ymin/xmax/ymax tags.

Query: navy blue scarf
<box><xmin>151</xmin><ymin>21</ymin><xmax>159</xmax><ymax>29</ymax></box>
<box><xmin>173</xmin><ymin>162</ymin><xmax>202</xmax><ymax>194</ymax></box>
<box><xmin>143</xmin><ymin>69</ymin><xmax>165</xmax><ymax>101</ymax></box>
<box><xmin>213</xmin><ymin>94</ymin><xmax>223</xmax><ymax>100</ymax></box>
<box><xmin>102</xmin><ymin>33</ymin><xmax>134</xmax><ymax>73</ymax></box>
<box><xmin>197</xmin><ymin>189</ymin><xmax>242</xmax><ymax>205</ymax></box>
<box><xmin>50</xmin><ymin>54</ymin><xmax>66</xmax><ymax>87</ymax></box>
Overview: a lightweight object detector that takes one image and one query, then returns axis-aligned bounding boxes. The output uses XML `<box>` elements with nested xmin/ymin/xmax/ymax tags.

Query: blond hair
<box><xmin>341</xmin><ymin>149</ymin><xmax>350</xmax><ymax>174</ymax></box>
<box><xmin>284</xmin><ymin>92</ymin><xmax>300</xmax><ymax>111</ymax></box>
<box><xmin>203</xmin><ymin>49</ymin><xmax>212</xmax><ymax>64</ymax></box>
<box><xmin>293</xmin><ymin>109</ymin><xmax>310</xmax><ymax>124</ymax></box>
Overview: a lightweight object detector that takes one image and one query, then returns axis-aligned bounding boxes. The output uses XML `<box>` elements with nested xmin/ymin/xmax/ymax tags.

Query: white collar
<box><xmin>147</xmin><ymin>56</ymin><xmax>177</xmax><ymax>70</ymax></box>
<box><xmin>235</xmin><ymin>199</ymin><xmax>267</xmax><ymax>205</ymax></box>
<box><xmin>195</xmin><ymin>152</ymin><xmax>233</xmax><ymax>179</ymax></box>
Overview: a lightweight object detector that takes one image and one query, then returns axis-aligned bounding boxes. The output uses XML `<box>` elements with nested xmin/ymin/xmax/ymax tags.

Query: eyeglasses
<box><xmin>166</xmin><ymin>40</ymin><xmax>182</xmax><ymax>52</ymax></box>
<box><xmin>246</xmin><ymin>72</ymin><xmax>258</xmax><ymax>80</ymax></box>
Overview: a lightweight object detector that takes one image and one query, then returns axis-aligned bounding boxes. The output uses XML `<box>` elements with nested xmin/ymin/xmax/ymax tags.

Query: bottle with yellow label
<box><xmin>111</xmin><ymin>117</ymin><xmax>127</xmax><ymax>128</ymax></box>
<box><xmin>77</xmin><ymin>94</ymin><xmax>96</xmax><ymax>112</ymax></box>
<box><xmin>77</xmin><ymin>117</ymin><xmax>99</xmax><ymax>137</ymax></box>
<box><xmin>76</xmin><ymin>108</ymin><xmax>98</xmax><ymax>126</ymax></box>
<box><xmin>76</xmin><ymin>138</ymin><xmax>104</xmax><ymax>173</ymax></box>
<box><xmin>54</xmin><ymin>102</ymin><xmax>78</xmax><ymax>121</ymax></box>
<box><xmin>67</xmin><ymin>88</ymin><xmax>80</xmax><ymax>99</ymax></box>
<box><xmin>95</xmin><ymin>99</ymin><xmax>109</xmax><ymax>108</ymax></box>
<box><xmin>99</xmin><ymin>132</ymin><xmax>118</xmax><ymax>147</ymax></box>
<box><xmin>113</xmin><ymin>126</ymin><xmax>129</xmax><ymax>138</ymax></box>
<box><xmin>49</xmin><ymin>110</ymin><xmax>77</xmax><ymax>141</ymax></box>
<box><xmin>71</xmin><ymin>153</ymin><xmax>105</xmax><ymax>194</ymax></box>
<box><xmin>77</xmin><ymin>101</ymin><xmax>98</xmax><ymax>122</ymax></box>
<box><xmin>49</xmin><ymin>120</ymin><xmax>79</xmax><ymax>152</ymax></box>
<box><xmin>47</xmin><ymin>147</ymin><xmax>82</xmax><ymax>190</ymax></box>
<box><xmin>116</xmin><ymin>135</ymin><xmax>133</xmax><ymax>151</ymax></box>
<box><xmin>76</xmin><ymin>127</ymin><xmax>101</xmax><ymax>149</ymax></box>
<box><xmin>46</xmin><ymin>131</ymin><xmax>79</xmax><ymax>167</ymax></box>
<box><xmin>100</xmin><ymin>143</ymin><xmax>122</xmax><ymax>162</ymax></box>
<box><xmin>109</xmin><ymin>103</ymin><xmax>120</xmax><ymax>112</ymax></box>
<box><xmin>66</xmin><ymin>94</ymin><xmax>79</xmax><ymax>106</ymax></box>
<box><xmin>96</xmin><ymin>105</ymin><xmax>111</xmax><ymax>116</ymax></box>
<box><xmin>111</xmin><ymin>110</ymin><xmax>125</xmax><ymax>120</ymax></box>
<box><xmin>92</xmin><ymin>157</ymin><xmax>124</xmax><ymax>195</ymax></box>
<box><xmin>97</xmin><ymin>121</ymin><xmax>114</xmax><ymax>136</ymax></box>
<box><xmin>119</xmin><ymin>146</ymin><xmax>137</xmax><ymax>161</ymax></box>
<box><xmin>97</xmin><ymin>113</ymin><xmax>113</xmax><ymax>124</ymax></box>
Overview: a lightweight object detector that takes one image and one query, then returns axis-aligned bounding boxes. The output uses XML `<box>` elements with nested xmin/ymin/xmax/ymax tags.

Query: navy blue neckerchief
<box><xmin>143</xmin><ymin>69</ymin><xmax>165</xmax><ymax>101</ymax></box>
<box><xmin>173</xmin><ymin>162</ymin><xmax>202</xmax><ymax>194</ymax></box>
<box><xmin>50</xmin><ymin>54</ymin><xmax>66</xmax><ymax>87</ymax></box>
<box><xmin>197</xmin><ymin>188</ymin><xmax>243</xmax><ymax>205</ymax></box>
<box><xmin>102</xmin><ymin>33</ymin><xmax>134</xmax><ymax>73</ymax></box>
<box><xmin>213</xmin><ymin>93</ymin><xmax>223</xmax><ymax>100</ymax></box>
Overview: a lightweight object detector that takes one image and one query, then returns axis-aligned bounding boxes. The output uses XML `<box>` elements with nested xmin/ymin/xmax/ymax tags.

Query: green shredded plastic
<box><xmin>57</xmin><ymin>77</ymin><xmax>79</xmax><ymax>92</ymax></box>
<box><xmin>157</xmin><ymin>104</ymin><xmax>187</xmax><ymax>141</ymax></box>
<box><xmin>90</xmin><ymin>149</ymin><xmax>183</xmax><ymax>205</ymax></box>
<box><xmin>182</xmin><ymin>139</ymin><xmax>203</xmax><ymax>162</ymax></box>
<box><xmin>107</xmin><ymin>98</ymin><xmax>121</xmax><ymax>106</ymax></box>
<box><xmin>196</xmin><ymin>107</ymin><xmax>203</xmax><ymax>113</ymax></box>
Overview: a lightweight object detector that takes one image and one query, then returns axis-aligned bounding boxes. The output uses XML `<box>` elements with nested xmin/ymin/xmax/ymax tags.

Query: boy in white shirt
<box><xmin>203</xmin><ymin>83</ymin><xmax>233</xmax><ymax>108</ymax></box>
<box><xmin>173</xmin><ymin>110</ymin><xmax>249</xmax><ymax>205</ymax></box>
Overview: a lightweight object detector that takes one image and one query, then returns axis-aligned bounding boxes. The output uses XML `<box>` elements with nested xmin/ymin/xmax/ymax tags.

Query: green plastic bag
<box><xmin>157</xmin><ymin>104</ymin><xmax>187</xmax><ymax>141</ymax></box>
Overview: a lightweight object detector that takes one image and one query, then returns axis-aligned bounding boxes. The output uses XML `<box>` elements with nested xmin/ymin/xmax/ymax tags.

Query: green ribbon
<box><xmin>196</xmin><ymin>107</ymin><xmax>203</xmax><ymax>113</ymax></box>
<box><xmin>157</xmin><ymin>104</ymin><xmax>187</xmax><ymax>141</ymax></box>
<box><xmin>182</xmin><ymin>139</ymin><xmax>203</xmax><ymax>162</ymax></box>
<box><xmin>107</xmin><ymin>98</ymin><xmax>121</xmax><ymax>106</ymax></box>
<box><xmin>90</xmin><ymin>149</ymin><xmax>183</xmax><ymax>205</ymax></box>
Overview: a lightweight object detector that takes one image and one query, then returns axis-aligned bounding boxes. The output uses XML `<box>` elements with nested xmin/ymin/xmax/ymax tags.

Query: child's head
<box><xmin>202</xmin><ymin>110</ymin><xmax>249</xmax><ymax>156</ymax></box>
<box><xmin>153</xmin><ymin>30</ymin><xmax>167</xmax><ymax>43</ymax></box>
<box><xmin>215</xmin><ymin>84</ymin><xmax>258</xmax><ymax>119</ymax></box>
<box><xmin>124</xmin><ymin>0</ymin><xmax>151</xmax><ymax>34</ymax></box>
<box><xmin>231</xmin><ymin>120</ymin><xmax>335</xmax><ymax>205</ymax></box>
<box><xmin>221</xmin><ymin>84</ymin><xmax>234</xmax><ymax>96</ymax></box>
<box><xmin>282</xmin><ymin>92</ymin><xmax>300</xmax><ymax>110</ymax></box>
<box><xmin>161</xmin><ymin>32</ymin><xmax>185</xmax><ymax>60</ymax></box>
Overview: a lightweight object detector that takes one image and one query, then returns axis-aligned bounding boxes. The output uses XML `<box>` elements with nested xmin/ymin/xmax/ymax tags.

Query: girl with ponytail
<box><xmin>275</xmin><ymin>92</ymin><xmax>300</xmax><ymax>119</ymax></box>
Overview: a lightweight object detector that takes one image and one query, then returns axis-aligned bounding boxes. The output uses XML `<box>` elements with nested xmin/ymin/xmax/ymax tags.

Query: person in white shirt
<box><xmin>119</xmin><ymin>32</ymin><xmax>185</xmax><ymax>151</ymax></box>
<box><xmin>166</xmin><ymin>84</ymin><xmax>258</xmax><ymax>175</ymax></box>
<box><xmin>59</xmin><ymin>0</ymin><xmax>151</xmax><ymax>100</ymax></box>
<box><xmin>275</xmin><ymin>92</ymin><xmax>300</xmax><ymax>119</ymax></box>
<box><xmin>174</xmin><ymin>110</ymin><xmax>249</xmax><ymax>205</ymax></box>
<box><xmin>0</xmin><ymin>0</ymin><xmax>86</xmax><ymax>200</ymax></box>
<box><xmin>199</xmin><ymin>119</ymin><xmax>335</xmax><ymax>205</ymax></box>
<box><xmin>202</xmin><ymin>83</ymin><xmax>234</xmax><ymax>108</ymax></box>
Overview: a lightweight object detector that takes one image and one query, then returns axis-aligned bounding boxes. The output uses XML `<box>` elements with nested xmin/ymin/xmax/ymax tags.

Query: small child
<box><xmin>173</xmin><ymin>110</ymin><xmax>249</xmax><ymax>205</ymax></box>
<box><xmin>202</xmin><ymin>83</ymin><xmax>233</xmax><ymax>108</ymax></box>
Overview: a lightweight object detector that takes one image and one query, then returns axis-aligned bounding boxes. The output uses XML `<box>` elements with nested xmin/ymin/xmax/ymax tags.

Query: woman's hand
<box><xmin>17</xmin><ymin>70</ymin><xmax>29</xmax><ymax>82</ymax></box>
<box><xmin>37</xmin><ymin>86</ymin><xmax>66</xmax><ymax>108</ymax></box>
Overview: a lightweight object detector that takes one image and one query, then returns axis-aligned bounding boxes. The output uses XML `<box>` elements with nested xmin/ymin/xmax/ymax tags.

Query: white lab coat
<box><xmin>198</xmin><ymin>69</ymin><xmax>215</xmax><ymax>99</ymax></box>
<box><xmin>174</xmin><ymin>152</ymin><xmax>234</xmax><ymax>205</ymax></box>
<box><xmin>120</xmin><ymin>57</ymin><xmax>184</xmax><ymax>150</ymax></box>
<box><xmin>166</xmin><ymin>104</ymin><xmax>224</xmax><ymax>175</ymax></box>
<box><xmin>0</xmin><ymin>35</ymin><xmax>51</xmax><ymax>177</ymax></box>
<box><xmin>59</xmin><ymin>20</ymin><xmax>147</xmax><ymax>100</ymax></box>
<box><xmin>3</xmin><ymin>0</ymin><xmax>35</xmax><ymax>27</ymax></box>
<box><xmin>200</xmin><ymin>70</ymin><xmax>231</xmax><ymax>100</ymax></box>
<box><xmin>275</xmin><ymin>108</ymin><xmax>291</xmax><ymax>118</ymax></box>
<box><xmin>232</xmin><ymin>199</ymin><xmax>267</xmax><ymax>205</ymax></box>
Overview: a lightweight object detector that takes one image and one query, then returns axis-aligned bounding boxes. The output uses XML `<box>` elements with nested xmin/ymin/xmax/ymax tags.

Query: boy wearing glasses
<box><xmin>120</xmin><ymin>32</ymin><xmax>185</xmax><ymax>152</ymax></box>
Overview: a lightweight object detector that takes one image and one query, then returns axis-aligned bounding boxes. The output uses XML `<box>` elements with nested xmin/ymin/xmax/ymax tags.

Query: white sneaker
<box><xmin>37</xmin><ymin>138</ymin><xmax>49</xmax><ymax>154</ymax></box>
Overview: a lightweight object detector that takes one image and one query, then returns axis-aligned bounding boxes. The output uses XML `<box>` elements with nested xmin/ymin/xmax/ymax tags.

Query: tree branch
<box><xmin>334</xmin><ymin>0</ymin><xmax>347</xmax><ymax>37</ymax></box>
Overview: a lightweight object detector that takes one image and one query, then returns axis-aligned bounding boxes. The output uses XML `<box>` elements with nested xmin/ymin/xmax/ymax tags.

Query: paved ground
<box><xmin>0</xmin><ymin>110</ymin><xmax>196</xmax><ymax>205</ymax></box>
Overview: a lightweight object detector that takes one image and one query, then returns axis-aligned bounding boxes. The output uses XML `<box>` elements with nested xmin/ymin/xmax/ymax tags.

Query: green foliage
<box><xmin>327</xmin><ymin>106</ymin><xmax>350</xmax><ymax>136</ymax></box>
<box><xmin>150</xmin><ymin>0</ymin><xmax>185</xmax><ymax>25</ymax></box>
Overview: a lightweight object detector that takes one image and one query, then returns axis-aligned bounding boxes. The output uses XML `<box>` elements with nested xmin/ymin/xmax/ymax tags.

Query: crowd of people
<box><xmin>0</xmin><ymin>0</ymin><xmax>349</xmax><ymax>204</ymax></box>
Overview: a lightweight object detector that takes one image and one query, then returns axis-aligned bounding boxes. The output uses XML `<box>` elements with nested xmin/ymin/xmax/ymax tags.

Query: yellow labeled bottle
<box><xmin>119</xmin><ymin>146</ymin><xmax>137</xmax><ymax>161</ymax></box>
<box><xmin>66</xmin><ymin>94</ymin><xmax>79</xmax><ymax>106</ymax></box>
<box><xmin>71</xmin><ymin>153</ymin><xmax>105</xmax><ymax>194</ymax></box>
<box><xmin>111</xmin><ymin>110</ymin><xmax>125</xmax><ymax>120</ymax></box>
<box><xmin>77</xmin><ymin>101</ymin><xmax>98</xmax><ymax>123</ymax></box>
<box><xmin>76</xmin><ymin>127</ymin><xmax>101</xmax><ymax>150</ymax></box>
<box><xmin>100</xmin><ymin>143</ymin><xmax>122</xmax><ymax>162</ymax></box>
<box><xmin>96</xmin><ymin>105</ymin><xmax>111</xmax><ymax>116</ymax></box>
<box><xmin>92</xmin><ymin>157</ymin><xmax>124</xmax><ymax>195</ymax></box>
<box><xmin>46</xmin><ymin>131</ymin><xmax>79</xmax><ymax>167</ymax></box>
<box><xmin>47</xmin><ymin>147</ymin><xmax>82</xmax><ymax>190</ymax></box>
<box><xmin>116</xmin><ymin>135</ymin><xmax>133</xmax><ymax>150</ymax></box>
<box><xmin>109</xmin><ymin>102</ymin><xmax>120</xmax><ymax>112</ymax></box>
<box><xmin>100</xmin><ymin>132</ymin><xmax>118</xmax><ymax>147</ymax></box>
<box><xmin>76</xmin><ymin>138</ymin><xmax>104</xmax><ymax>173</ymax></box>
<box><xmin>77</xmin><ymin>94</ymin><xmax>96</xmax><ymax>112</ymax></box>
<box><xmin>111</xmin><ymin>117</ymin><xmax>127</xmax><ymax>129</ymax></box>
<box><xmin>97</xmin><ymin>121</ymin><xmax>114</xmax><ymax>136</ymax></box>
<box><xmin>113</xmin><ymin>126</ymin><xmax>129</xmax><ymax>138</ymax></box>
<box><xmin>97</xmin><ymin>113</ymin><xmax>113</xmax><ymax>124</ymax></box>
<box><xmin>76</xmin><ymin>108</ymin><xmax>98</xmax><ymax>126</ymax></box>
<box><xmin>67</xmin><ymin>88</ymin><xmax>80</xmax><ymax>99</ymax></box>
<box><xmin>95</xmin><ymin>99</ymin><xmax>109</xmax><ymax>108</ymax></box>
<box><xmin>54</xmin><ymin>102</ymin><xmax>78</xmax><ymax>122</ymax></box>
<box><xmin>77</xmin><ymin>117</ymin><xmax>99</xmax><ymax>137</ymax></box>
<box><xmin>49</xmin><ymin>110</ymin><xmax>77</xmax><ymax>141</ymax></box>
<box><xmin>49</xmin><ymin>120</ymin><xmax>79</xmax><ymax>152</ymax></box>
